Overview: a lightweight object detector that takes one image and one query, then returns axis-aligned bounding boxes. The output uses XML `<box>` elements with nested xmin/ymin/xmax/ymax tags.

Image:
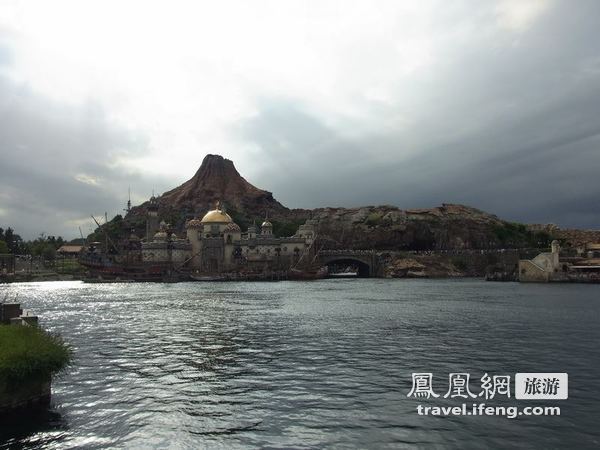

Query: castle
<box><xmin>140</xmin><ymin>201</ymin><xmax>316</xmax><ymax>273</ymax></box>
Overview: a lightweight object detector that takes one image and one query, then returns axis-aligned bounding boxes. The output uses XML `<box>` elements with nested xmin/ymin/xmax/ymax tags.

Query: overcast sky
<box><xmin>1</xmin><ymin>0</ymin><xmax>599</xmax><ymax>239</ymax></box>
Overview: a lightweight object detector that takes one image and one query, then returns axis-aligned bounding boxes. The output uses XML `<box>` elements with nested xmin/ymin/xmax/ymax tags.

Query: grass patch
<box><xmin>0</xmin><ymin>325</ymin><xmax>71</xmax><ymax>382</ymax></box>
<box><xmin>54</xmin><ymin>259</ymin><xmax>84</xmax><ymax>275</ymax></box>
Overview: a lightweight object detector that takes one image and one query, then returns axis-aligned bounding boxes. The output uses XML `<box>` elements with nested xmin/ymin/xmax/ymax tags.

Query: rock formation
<box><xmin>118</xmin><ymin>154</ymin><xmax>551</xmax><ymax>251</ymax></box>
<box><xmin>125</xmin><ymin>154</ymin><xmax>304</xmax><ymax>232</ymax></box>
<box><xmin>159</xmin><ymin>154</ymin><xmax>287</xmax><ymax>216</ymax></box>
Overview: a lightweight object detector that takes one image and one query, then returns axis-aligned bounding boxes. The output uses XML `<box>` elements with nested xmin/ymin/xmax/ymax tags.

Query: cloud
<box><xmin>0</xmin><ymin>0</ymin><xmax>599</xmax><ymax>238</ymax></box>
<box><xmin>234</xmin><ymin>1</ymin><xmax>600</xmax><ymax>228</ymax></box>
<box><xmin>0</xmin><ymin>75</ymin><xmax>164</xmax><ymax>238</ymax></box>
<box><xmin>495</xmin><ymin>0</ymin><xmax>553</xmax><ymax>31</ymax></box>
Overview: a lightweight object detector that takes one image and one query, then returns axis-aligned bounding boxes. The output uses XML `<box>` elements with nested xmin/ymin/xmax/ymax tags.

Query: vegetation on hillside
<box><xmin>493</xmin><ymin>222</ymin><xmax>552</xmax><ymax>248</ymax></box>
<box><xmin>86</xmin><ymin>215</ymin><xmax>129</xmax><ymax>251</ymax></box>
<box><xmin>365</xmin><ymin>212</ymin><xmax>384</xmax><ymax>227</ymax></box>
<box><xmin>272</xmin><ymin>219</ymin><xmax>305</xmax><ymax>238</ymax></box>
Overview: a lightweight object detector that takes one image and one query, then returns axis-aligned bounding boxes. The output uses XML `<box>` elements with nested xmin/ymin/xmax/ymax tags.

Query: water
<box><xmin>1</xmin><ymin>279</ymin><xmax>599</xmax><ymax>449</ymax></box>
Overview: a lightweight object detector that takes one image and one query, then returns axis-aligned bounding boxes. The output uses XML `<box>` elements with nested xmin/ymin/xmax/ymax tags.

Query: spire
<box><xmin>248</xmin><ymin>219</ymin><xmax>257</xmax><ymax>235</ymax></box>
<box><xmin>125</xmin><ymin>185</ymin><xmax>131</xmax><ymax>213</ymax></box>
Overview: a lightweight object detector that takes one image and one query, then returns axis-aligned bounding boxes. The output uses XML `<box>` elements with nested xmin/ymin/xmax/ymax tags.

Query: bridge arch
<box><xmin>324</xmin><ymin>257</ymin><xmax>371</xmax><ymax>277</ymax></box>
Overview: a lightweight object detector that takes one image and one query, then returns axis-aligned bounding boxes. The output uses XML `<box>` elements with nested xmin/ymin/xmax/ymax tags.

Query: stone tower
<box><xmin>146</xmin><ymin>195</ymin><xmax>160</xmax><ymax>241</ymax></box>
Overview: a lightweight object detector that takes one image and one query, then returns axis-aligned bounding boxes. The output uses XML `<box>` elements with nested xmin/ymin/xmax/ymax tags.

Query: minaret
<box><xmin>248</xmin><ymin>219</ymin><xmax>257</xmax><ymax>239</ymax></box>
<box><xmin>550</xmin><ymin>240</ymin><xmax>560</xmax><ymax>271</ymax></box>
<box><xmin>146</xmin><ymin>195</ymin><xmax>160</xmax><ymax>241</ymax></box>
<box><xmin>124</xmin><ymin>186</ymin><xmax>131</xmax><ymax>214</ymax></box>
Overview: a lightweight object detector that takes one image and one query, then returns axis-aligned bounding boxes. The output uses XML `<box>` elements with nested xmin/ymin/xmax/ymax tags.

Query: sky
<box><xmin>1</xmin><ymin>0</ymin><xmax>600</xmax><ymax>239</ymax></box>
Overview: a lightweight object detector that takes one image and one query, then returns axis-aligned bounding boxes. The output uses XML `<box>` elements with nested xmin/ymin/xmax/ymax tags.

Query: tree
<box><xmin>0</xmin><ymin>240</ymin><xmax>9</xmax><ymax>254</ymax></box>
<box><xmin>0</xmin><ymin>226</ymin><xmax>26</xmax><ymax>254</ymax></box>
<box><xmin>42</xmin><ymin>245</ymin><xmax>56</xmax><ymax>261</ymax></box>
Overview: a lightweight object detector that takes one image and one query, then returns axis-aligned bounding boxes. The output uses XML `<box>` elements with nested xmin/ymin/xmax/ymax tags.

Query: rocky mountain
<box><xmin>159</xmin><ymin>154</ymin><xmax>288</xmax><ymax>216</ymax></box>
<box><xmin>117</xmin><ymin>154</ymin><xmax>550</xmax><ymax>251</ymax></box>
<box><xmin>125</xmin><ymin>154</ymin><xmax>306</xmax><ymax>231</ymax></box>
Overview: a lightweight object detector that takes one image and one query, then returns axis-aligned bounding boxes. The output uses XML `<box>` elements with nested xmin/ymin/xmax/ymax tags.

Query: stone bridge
<box><xmin>317</xmin><ymin>250</ymin><xmax>382</xmax><ymax>277</ymax></box>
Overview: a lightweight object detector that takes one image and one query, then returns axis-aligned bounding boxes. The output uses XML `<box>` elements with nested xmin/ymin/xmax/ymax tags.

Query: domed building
<box><xmin>141</xmin><ymin>200</ymin><xmax>315</xmax><ymax>274</ymax></box>
<box><xmin>141</xmin><ymin>220</ymin><xmax>192</xmax><ymax>265</ymax></box>
<box><xmin>183</xmin><ymin>201</ymin><xmax>315</xmax><ymax>273</ymax></box>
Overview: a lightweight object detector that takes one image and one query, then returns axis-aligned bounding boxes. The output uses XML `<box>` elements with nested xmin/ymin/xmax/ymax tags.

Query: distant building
<box><xmin>519</xmin><ymin>240</ymin><xmax>562</xmax><ymax>282</ymax></box>
<box><xmin>141</xmin><ymin>221</ymin><xmax>191</xmax><ymax>264</ymax></box>
<box><xmin>140</xmin><ymin>202</ymin><xmax>315</xmax><ymax>273</ymax></box>
<box><xmin>519</xmin><ymin>240</ymin><xmax>600</xmax><ymax>282</ymax></box>
<box><xmin>145</xmin><ymin>195</ymin><xmax>160</xmax><ymax>241</ymax></box>
<box><xmin>57</xmin><ymin>245</ymin><xmax>83</xmax><ymax>258</ymax></box>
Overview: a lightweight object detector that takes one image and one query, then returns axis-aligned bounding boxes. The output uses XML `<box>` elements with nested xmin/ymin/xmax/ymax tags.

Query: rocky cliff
<box><xmin>117</xmin><ymin>154</ymin><xmax>551</xmax><ymax>251</ymax></box>
<box><xmin>528</xmin><ymin>224</ymin><xmax>600</xmax><ymax>249</ymax></box>
<box><xmin>125</xmin><ymin>154</ymin><xmax>303</xmax><ymax>232</ymax></box>
<box><xmin>311</xmin><ymin>204</ymin><xmax>522</xmax><ymax>250</ymax></box>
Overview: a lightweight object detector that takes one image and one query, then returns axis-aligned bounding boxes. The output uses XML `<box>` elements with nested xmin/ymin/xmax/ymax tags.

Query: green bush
<box><xmin>493</xmin><ymin>222</ymin><xmax>554</xmax><ymax>248</ymax></box>
<box><xmin>0</xmin><ymin>325</ymin><xmax>71</xmax><ymax>382</ymax></box>
<box><xmin>365</xmin><ymin>212</ymin><xmax>383</xmax><ymax>226</ymax></box>
<box><xmin>272</xmin><ymin>219</ymin><xmax>304</xmax><ymax>238</ymax></box>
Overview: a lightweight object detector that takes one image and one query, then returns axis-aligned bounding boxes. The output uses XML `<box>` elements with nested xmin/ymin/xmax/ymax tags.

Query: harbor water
<box><xmin>1</xmin><ymin>279</ymin><xmax>599</xmax><ymax>449</ymax></box>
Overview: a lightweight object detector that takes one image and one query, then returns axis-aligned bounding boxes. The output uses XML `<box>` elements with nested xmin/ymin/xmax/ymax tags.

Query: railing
<box><xmin>319</xmin><ymin>250</ymin><xmax>376</xmax><ymax>255</ymax></box>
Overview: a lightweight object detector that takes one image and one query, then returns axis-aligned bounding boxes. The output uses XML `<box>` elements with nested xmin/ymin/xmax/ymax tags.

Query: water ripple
<box><xmin>1</xmin><ymin>279</ymin><xmax>599</xmax><ymax>448</ymax></box>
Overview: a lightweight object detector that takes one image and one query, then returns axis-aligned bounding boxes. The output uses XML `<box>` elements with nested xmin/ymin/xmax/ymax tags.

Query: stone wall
<box><xmin>518</xmin><ymin>260</ymin><xmax>550</xmax><ymax>282</ymax></box>
<box><xmin>0</xmin><ymin>377</ymin><xmax>51</xmax><ymax>414</ymax></box>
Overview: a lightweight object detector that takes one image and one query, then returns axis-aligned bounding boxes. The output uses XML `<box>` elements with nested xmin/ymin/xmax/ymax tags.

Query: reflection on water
<box><xmin>1</xmin><ymin>408</ymin><xmax>67</xmax><ymax>449</ymax></box>
<box><xmin>1</xmin><ymin>279</ymin><xmax>600</xmax><ymax>448</ymax></box>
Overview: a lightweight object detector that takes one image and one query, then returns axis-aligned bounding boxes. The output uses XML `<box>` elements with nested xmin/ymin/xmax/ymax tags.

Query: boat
<box><xmin>328</xmin><ymin>270</ymin><xmax>358</xmax><ymax>278</ymax></box>
<box><xmin>288</xmin><ymin>266</ymin><xmax>328</xmax><ymax>280</ymax></box>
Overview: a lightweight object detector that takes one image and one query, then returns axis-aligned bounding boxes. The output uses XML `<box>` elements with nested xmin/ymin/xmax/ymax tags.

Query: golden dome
<box><xmin>262</xmin><ymin>221</ymin><xmax>272</xmax><ymax>227</ymax></box>
<box><xmin>200</xmin><ymin>208</ymin><xmax>233</xmax><ymax>224</ymax></box>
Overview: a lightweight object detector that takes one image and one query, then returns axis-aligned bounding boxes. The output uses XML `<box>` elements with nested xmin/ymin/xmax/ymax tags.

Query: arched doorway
<box><xmin>324</xmin><ymin>258</ymin><xmax>371</xmax><ymax>278</ymax></box>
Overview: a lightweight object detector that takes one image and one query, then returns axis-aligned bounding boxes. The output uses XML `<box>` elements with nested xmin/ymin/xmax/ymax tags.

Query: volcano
<box><xmin>126</xmin><ymin>155</ymin><xmax>297</xmax><ymax>229</ymax></box>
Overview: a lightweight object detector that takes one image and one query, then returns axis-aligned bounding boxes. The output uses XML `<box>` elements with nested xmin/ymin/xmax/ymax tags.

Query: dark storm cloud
<box><xmin>238</xmin><ymin>1</ymin><xmax>600</xmax><ymax>228</ymax></box>
<box><xmin>0</xmin><ymin>75</ymin><xmax>157</xmax><ymax>239</ymax></box>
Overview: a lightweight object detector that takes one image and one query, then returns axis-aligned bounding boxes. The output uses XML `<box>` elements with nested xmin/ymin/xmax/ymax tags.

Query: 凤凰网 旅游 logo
<box><xmin>407</xmin><ymin>372</ymin><xmax>568</xmax><ymax>400</ymax></box>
